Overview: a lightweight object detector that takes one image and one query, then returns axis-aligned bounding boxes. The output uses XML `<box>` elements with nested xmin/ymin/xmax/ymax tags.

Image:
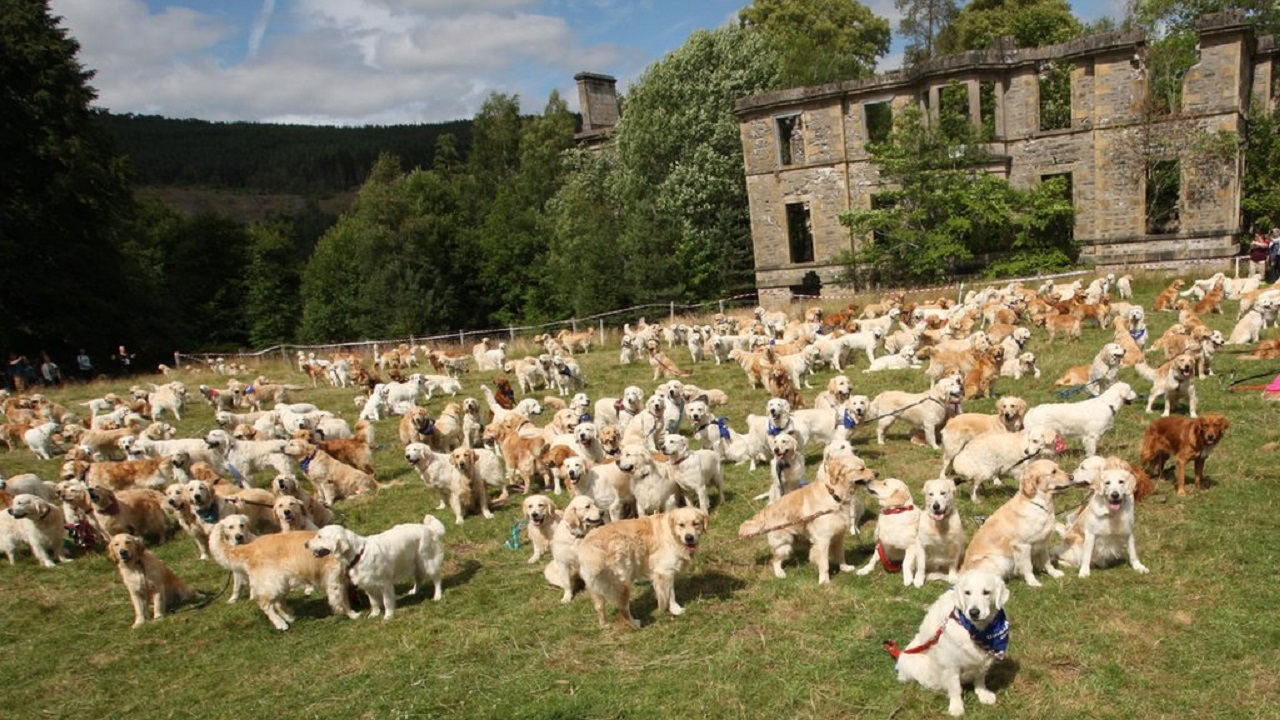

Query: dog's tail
<box><xmin>1131</xmin><ymin>466</ymin><xmax>1155</xmax><ymax>502</ymax></box>
<box><xmin>355</xmin><ymin>419</ymin><xmax>375</xmax><ymax>448</ymax></box>
<box><xmin>1133</xmin><ymin>361</ymin><xmax>1159</xmax><ymax>384</ymax></box>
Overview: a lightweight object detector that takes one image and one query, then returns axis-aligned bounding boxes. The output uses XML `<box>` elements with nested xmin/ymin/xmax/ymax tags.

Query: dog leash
<box><xmin>503</xmin><ymin>519</ymin><xmax>527</xmax><ymax>550</ymax></box>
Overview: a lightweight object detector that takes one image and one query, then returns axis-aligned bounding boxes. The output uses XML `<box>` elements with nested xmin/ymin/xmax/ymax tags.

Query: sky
<box><xmin>48</xmin><ymin>0</ymin><xmax>1128</xmax><ymax>126</ymax></box>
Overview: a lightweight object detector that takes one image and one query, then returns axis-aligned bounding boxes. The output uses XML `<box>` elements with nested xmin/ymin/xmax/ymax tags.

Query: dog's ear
<box><xmin>1019</xmin><ymin>469</ymin><xmax>1039</xmax><ymax>498</ymax></box>
<box><xmin>996</xmin><ymin>580</ymin><xmax>1010</xmax><ymax>610</ymax></box>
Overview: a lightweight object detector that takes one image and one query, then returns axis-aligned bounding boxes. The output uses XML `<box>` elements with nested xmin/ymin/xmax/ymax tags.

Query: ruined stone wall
<box><xmin>735</xmin><ymin>11</ymin><xmax>1270</xmax><ymax>302</ymax></box>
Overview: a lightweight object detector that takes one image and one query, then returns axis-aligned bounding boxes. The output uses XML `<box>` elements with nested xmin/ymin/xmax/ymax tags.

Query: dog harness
<box><xmin>875</xmin><ymin>505</ymin><xmax>915</xmax><ymax>572</ymax></box>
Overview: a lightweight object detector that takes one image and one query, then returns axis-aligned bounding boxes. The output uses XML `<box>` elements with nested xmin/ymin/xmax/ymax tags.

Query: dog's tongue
<box><xmin>685</xmin><ymin>542</ymin><xmax>698</xmax><ymax>556</ymax></box>
<box><xmin>1108</xmin><ymin>500</ymin><xmax>1122</xmax><ymax>511</ymax></box>
<box><xmin>932</xmin><ymin>511</ymin><xmax>946</xmax><ymax>521</ymax></box>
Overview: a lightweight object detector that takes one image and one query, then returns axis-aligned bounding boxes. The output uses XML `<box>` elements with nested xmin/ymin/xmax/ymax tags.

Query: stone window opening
<box><xmin>1146</xmin><ymin>160</ymin><xmax>1181</xmax><ymax>235</ymax></box>
<box><xmin>939</xmin><ymin>82</ymin><xmax>970</xmax><ymax>140</ymax></box>
<box><xmin>786</xmin><ymin>201</ymin><xmax>815</xmax><ymax>264</ymax></box>
<box><xmin>776</xmin><ymin>114</ymin><xmax>804</xmax><ymax>167</ymax></box>
<box><xmin>1040</xmin><ymin>172</ymin><xmax>1075</xmax><ymax>243</ymax></box>
<box><xmin>865</xmin><ymin>101</ymin><xmax>893</xmax><ymax>145</ymax></box>
<box><xmin>979</xmin><ymin>81</ymin><xmax>997</xmax><ymax>139</ymax></box>
<box><xmin>1038</xmin><ymin>60</ymin><xmax>1072</xmax><ymax>131</ymax></box>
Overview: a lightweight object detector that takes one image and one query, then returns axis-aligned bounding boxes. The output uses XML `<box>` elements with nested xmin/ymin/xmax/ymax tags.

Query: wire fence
<box><xmin>173</xmin><ymin>253</ymin><xmax>1243</xmax><ymax>368</ymax></box>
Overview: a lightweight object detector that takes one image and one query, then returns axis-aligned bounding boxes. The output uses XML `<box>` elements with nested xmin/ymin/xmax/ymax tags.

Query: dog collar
<box><xmin>195</xmin><ymin>504</ymin><xmax>219</xmax><ymax>524</ymax></box>
<box><xmin>300</xmin><ymin>453</ymin><xmax>316</xmax><ymax>475</ymax></box>
<box><xmin>416</xmin><ymin>416</ymin><xmax>436</xmax><ymax>435</ymax></box>
<box><xmin>767</xmin><ymin>420</ymin><xmax>786</xmax><ymax>436</ymax></box>
<box><xmin>881</xmin><ymin>505</ymin><xmax>915</xmax><ymax>516</ymax></box>
<box><xmin>578</xmin><ymin>413</ymin><xmax>592</xmax><ymax>424</ymax></box>
<box><xmin>840</xmin><ymin>408</ymin><xmax>858</xmax><ymax>429</ymax></box>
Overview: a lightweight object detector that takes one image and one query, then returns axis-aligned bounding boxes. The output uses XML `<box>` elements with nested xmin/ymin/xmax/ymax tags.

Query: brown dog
<box><xmin>1153</xmin><ymin>279</ymin><xmax>1185</xmax><ymax>312</ymax></box>
<box><xmin>87</xmin><ymin>485</ymin><xmax>169</xmax><ymax>543</ymax></box>
<box><xmin>283</xmin><ymin>439</ymin><xmax>378</xmax><ymax>505</ymax></box>
<box><xmin>1139</xmin><ymin>414</ymin><xmax>1229</xmax><ymax>495</ymax></box>
<box><xmin>108</xmin><ymin>533</ymin><xmax>198</xmax><ymax>628</ymax></box>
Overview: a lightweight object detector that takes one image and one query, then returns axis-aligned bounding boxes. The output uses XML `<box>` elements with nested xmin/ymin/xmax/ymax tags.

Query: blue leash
<box><xmin>503</xmin><ymin>519</ymin><xmax>527</xmax><ymax>550</ymax></box>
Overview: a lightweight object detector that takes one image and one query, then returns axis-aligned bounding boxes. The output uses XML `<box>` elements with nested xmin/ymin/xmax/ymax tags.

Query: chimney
<box><xmin>575</xmin><ymin>72</ymin><xmax>619</xmax><ymax>132</ymax></box>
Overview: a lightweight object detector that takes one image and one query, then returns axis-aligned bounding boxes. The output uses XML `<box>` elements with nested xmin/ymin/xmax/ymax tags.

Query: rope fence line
<box><xmin>173</xmin><ymin>254</ymin><xmax>1243</xmax><ymax>367</ymax></box>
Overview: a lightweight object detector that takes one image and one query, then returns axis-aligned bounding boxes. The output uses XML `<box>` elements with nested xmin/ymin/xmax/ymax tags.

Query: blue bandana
<box><xmin>299</xmin><ymin>455</ymin><xmax>313</xmax><ymax>475</ymax></box>
<box><xmin>713</xmin><ymin>417</ymin><xmax>731</xmax><ymax>440</ymax></box>
<box><xmin>841</xmin><ymin>409</ymin><xmax>858</xmax><ymax>429</ymax></box>
<box><xmin>767</xmin><ymin>421</ymin><xmax>784</xmax><ymax>436</ymax></box>
<box><xmin>244</xmin><ymin>386</ymin><xmax>254</xmax><ymax>394</ymax></box>
<box><xmin>195</xmin><ymin>505</ymin><xmax>219</xmax><ymax>524</ymax></box>
<box><xmin>951</xmin><ymin>608</ymin><xmax>1009</xmax><ymax>659</ymax></box>
<box><xmin>417</xmin><ymin>417</ymin><xmax>435</xmax><ymax>436</ymax></box>
<box><xmin>579</xmin><ymin>413</ymin><xmax>592</xmax><ymax>424</ymax></box>
<box><xmin>1129</xmin><ymin>327</ymin><xmax>1146</xmax><ymax>343</ymax></box>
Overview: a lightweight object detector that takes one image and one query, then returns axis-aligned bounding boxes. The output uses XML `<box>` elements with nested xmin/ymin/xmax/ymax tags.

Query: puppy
<box><xmin>304</xmin><ymin>517</ymin><xmax>446</xmax><ymax>619</ymax></box>
<box><xmin>1</xmin><ymin>494</ymin><xmax>69</xmax><ymax>566</ymax></box>
<box><xmin>910</xmin><ymin>477</ymin><xmax>966</xmax><ymax>587</ymax></box>
<box><xmin>1139</xmin><ymin>414</ymin><xmax>1229</xmax><ymax>495</ymax></box>
<box><xmin>1053</xmin><ymin>466</ymin><xmax>1149</xmax><ymax>577</ymax></box>
<box><xmin>543</xmin><ymin>495</ymin><xmax>605</xmax><ymax>603</ymax></box>
<box><xmin>522</xmin><ymin>494</ymin><xmax>560</xmax><ymax>564</ymax></box>
<box><xmin>890</xmin><ymin>571</ymin><xmax>1011</xmax><ymax>717</ymax></box>
<box><xmin>577</xmin><ymin>506</ymin><xmax>708</xmax><ymax>628</ymax></box>
<box><xmin>737</xmin><ymin>455</ymin><xmax>875</xmax><ymax>584</ymax></box>
<box><xmin>108</xmin><ymin>533</ymin><xmax>198</xmax><ymax>628</ymax></box>
<box><xmin>961</xmin><ymin>459</ymin><xmax>1078</xmax><ymax>587</ymax></box>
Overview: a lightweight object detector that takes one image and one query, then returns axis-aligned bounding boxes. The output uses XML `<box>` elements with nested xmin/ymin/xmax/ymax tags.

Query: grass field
<box><xmin>2</xmin><ymin>271</ymin><xmax>1279</xmax><ymax>720</ymax></box>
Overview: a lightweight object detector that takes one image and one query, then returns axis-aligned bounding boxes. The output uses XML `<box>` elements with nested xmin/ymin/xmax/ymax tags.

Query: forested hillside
<box><xmin>93</xmin><ymin>112</ymin><xmax>474</xmax><ymax>194</ymax></box>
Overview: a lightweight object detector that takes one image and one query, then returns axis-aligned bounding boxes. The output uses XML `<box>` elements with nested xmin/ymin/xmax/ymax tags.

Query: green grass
<box><xmin>3</xmin><ymin>271</ymin><xmax>1280</xmax><ymax>720</ymax></box>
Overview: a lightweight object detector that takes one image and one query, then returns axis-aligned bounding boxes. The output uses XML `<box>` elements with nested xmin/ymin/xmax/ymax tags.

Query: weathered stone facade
<box><xmin>574</xmin><ymin>72</ymin><xmax>619</xmax><ymax>150</ymax></box>
<box><xmin>734</xmin><ymin>11</ymin><xmax>1278</xmax><ymax>303</ymax></box>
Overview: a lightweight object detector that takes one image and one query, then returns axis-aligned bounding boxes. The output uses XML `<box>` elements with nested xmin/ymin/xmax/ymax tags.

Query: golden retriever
<box><xmin>911</xmin><ymin>477</ymin><xmax>966</xmax><ymax>587</ymax></box>
<box><xmin>2</xmin><ymin>494</ymin><xmax>68</xmax><ymax>566</ymax></box>
<box><xmin>938</xmin><ymin>396</ymin><xmax>1027</xmax><ymax>476</ymax></box>
<box><xmin>1053</xmin><ymin>465</ymin><xmax>1149</xmax><ymax>577</ymax></box>
<box><xmin>208</xmin><ymin>515</ymin><xmax>355</xmax><ymax>630</ymax></box>
<box><xmin>1139</xmin><ymin>414</ymin><xmax>1229</xmax><ymax>495</ymax></box>
<box><xmin>271</xmin><ymin>474</ymin><xmax>333</xmax><ymax>528</ymax></box>
<box><xmin>1136</xmin><ymin>353</ymin><xmax>1198</xmax><ymax>417</ymax></box>
<box><xmin>961</xmin><ymin>459</ymin><xmax>1079</xmax><ymax>587</ymax></box>
<box><xmin>304</xmin><ymin>516</ymin><xmax>446</xmax><ymax>618</ymax></box>
<box><xmin>890</xmin><ymin>570</ymin><xmax>1010</xmax><ymax>716</ymax></box>
<box><xmin>869</xmin><ymin>377</ymin><xmax>963</xmax><ymax>449</ymax></box>
<box><xmin>86</xmin><ymin>485</ymin><xmax>169</xmax><ymax>543</ymax></box>
<box><xmin>1153</xmin><ymin>279</ymin><xmax>1185</xmax><ymax>311</ymax></box>
<box><xmin>855</xmin><ymin>478</ymin><xmax>920</xmax><ymax>582</ymax></box>
<box><xmin>577</xmin><ymin>506</ymin><xmax>708</xmax><ymax>628</ymax></box>
<box><xmin>522</xmin><ymin>494</ymin><xmax>560</xmax><ymax>564</ymax></box>
<box><xmin>273</xmin><ymin>495</ymin><xmax>319</xmax><ymax>531</ymax></box>
<box><xmin>284</xmin><ymin>439</ymin><xmax>378</xmax><ymax>505</ymax></box>
<box><xmin>543</xmin><ymin>495</ymin><xmax>605</xmax><ymax>603</ymax></box>
<box><xmin>737</xmin><ymin>455</ymin><xmax>875</xmax><ymax>584</ymax></box>
<box><xmin>108</xmin><ymin>533</ymin><xmax>198</xmax><ymax>628</ymax></box>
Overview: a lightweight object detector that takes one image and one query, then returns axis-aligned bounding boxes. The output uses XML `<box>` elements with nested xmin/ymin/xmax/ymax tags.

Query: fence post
<box><xmin>459</xmin><ymin>330</ymin><xmax>465</xmax><ymax>347</ymax></box>
<box><xmin>571</xmin><ymin>319</ymin><xmax>577</xmax><ymax>332</ymax></box>
<box><xmin>670</xmin><ymin>302</ymin><xmax>675</xmax><ymax>322</ymax></box>
<box><xmin>719</xmin><ymin>300</ymin><xmax>725</xmax><ymax>315</ymax></box>
<box><xmin>599</xmin><ymin>319</ymin><xmax>605</xmax><ymax>344</ymax></box>
<box><xmin>509</xmin><ymin>327</ymin><xmax>515</xmax><ymax>342</ymax></box>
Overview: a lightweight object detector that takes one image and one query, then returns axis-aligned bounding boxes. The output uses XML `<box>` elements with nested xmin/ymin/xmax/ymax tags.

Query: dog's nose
<box><xmin>969</xmin><ymin>607</ymin><xmax>981</xmax><ymax>620</ymax></box>
<box><xmin>234</xmin><ymin>534</ymin><xmax>245</xmax><ymax>543</ymax></box>
<box><xmin>118</xmin><ymin>551</ymin><xmax>130</xmax><ymax>560</ymax></box>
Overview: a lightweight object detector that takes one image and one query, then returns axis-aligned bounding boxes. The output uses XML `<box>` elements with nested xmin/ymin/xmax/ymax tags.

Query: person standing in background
<box><xmin>76</xmin><ymin>349</ymin><xmax>94</xmax><ymax>381</ymax></box>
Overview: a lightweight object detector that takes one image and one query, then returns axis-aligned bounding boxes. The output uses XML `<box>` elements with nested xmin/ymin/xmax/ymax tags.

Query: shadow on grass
<box><xmin>988</xmin><ymin>657</ymin><xmax>1021</xmax><ymax>691</ymax></box>
<box><xmin>624</xmin><ymin>570</ymin><xmax>749</xmax><ymax>624</ymax></box>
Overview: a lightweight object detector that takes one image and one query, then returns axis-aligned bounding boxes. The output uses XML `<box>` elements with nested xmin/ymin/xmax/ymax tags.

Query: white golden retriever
<box><xmin>1022</xmin><ymin>381</ymin><xmax>1137</xmax><ymax>457</ymax></box>
<box><xmin>891</xmin><ymin>570</ymin><xmax>1011</xmax><ymax>716</ymax></box>
<box><xmin>305</xmin><ymin>516</ymin><xmax>446</xmax><ymax>619</ymax></box>
<box><xmin>1053</xmin><ymin>466</ymin><xmax>1149</xmax><ymax>577</ymax></box>
<box><xmin>543</xmin><ymin>495</ymin><xmax>605</xmax><ymax>603</ymax></box>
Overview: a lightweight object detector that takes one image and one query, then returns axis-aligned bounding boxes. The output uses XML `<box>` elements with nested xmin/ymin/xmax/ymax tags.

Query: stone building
<box><xmin>734</xmin><ymin>11</ymin><xmax>1278</xmax><ymax>305</ymax></box>
<box><xmin>574</xmin><ymin>72</ymin><xmax>620</xmax><ymax>150</ymax></box>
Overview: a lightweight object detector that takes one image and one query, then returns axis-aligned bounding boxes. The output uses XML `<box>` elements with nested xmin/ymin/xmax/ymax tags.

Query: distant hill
<box><xmin>94</xmin><ymin>111</ymin><xmax>473</xmax><ymax>195</ymax></box>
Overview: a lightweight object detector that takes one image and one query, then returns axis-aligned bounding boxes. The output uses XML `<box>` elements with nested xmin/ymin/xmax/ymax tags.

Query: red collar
<box><xmin>881</xmin><ymin>505</ymin><xmax>915</xmax><ymax>515</ymax></box>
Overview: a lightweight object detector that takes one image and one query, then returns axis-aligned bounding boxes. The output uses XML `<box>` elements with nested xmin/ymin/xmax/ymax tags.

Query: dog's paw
<box><xmin>948</xmin><ymin>698</ymin><xmax>966</xmax><ymax>716</ymax></box>
<box><xmin>1046</xmin><ymin>565</ymin><xmax>1064</xmax><ymax>578</ymax></box>
<box><xmin>856</xmin><ymin>566</ymin><xmax>874</xmax><ymax>576</ymax></box>
<box><xmin>1133</xmin><ymin>562</ymin><xmax>1150</xmax><ymax>574</ymax></box>
<box><xmin>976</xmin><ymin>688</ymin><xmax>997</xmax><ymax>705</ymax></box>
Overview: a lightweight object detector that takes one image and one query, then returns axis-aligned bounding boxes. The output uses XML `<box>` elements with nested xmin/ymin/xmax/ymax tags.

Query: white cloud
<box><xmin>50</xmin><ymin>0</ymin><xmax>625</xmax><ymax>125</ymax></box>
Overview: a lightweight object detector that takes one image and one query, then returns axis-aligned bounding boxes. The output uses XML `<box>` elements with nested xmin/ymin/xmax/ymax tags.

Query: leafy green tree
<box><xmin>1242</xmin><ymin>105</ymin><xmax>1280</xmax><ymax>234</ymax></box>
<box><xmin>740</xmin><ymin>0</ymin><xmax>890</xmax><ymax>86</ymax></box>
<box><xmin>608</xmin><ymin>26</ymin><xmax>781</xmax><ymax>302</ymax></box>
<box><xmin>546</xmin><ymin>149</ymin><xmax>626</xmax><ymax>317</ymax></box>
<box><xmin>897</xmin><ymin>0</ymin><xmax>959</xmax><ymax>64</ymax></box>
<box><xmin>837</xmin><ymin>105</ymin><xmax>1076</xmax><ymax>284</ymax></box>
<box><xmin>937</xmin><ymin>0</ymin><xmax>1081</xmax><ymax>53</ymax></box>
<box><xmin>0</xmin><ymin>0</ymin><xmax>136</xmax><ymax>353</ymax></box>
<box><xmin>1128</xmin><ymin>0</ymin><xmax>1280</xmax><ymax>37</ymax></box>
<box><xmin>244</xmin><ymin>221</ymin><xmax>302</xmax><ymax>347</ymax></box>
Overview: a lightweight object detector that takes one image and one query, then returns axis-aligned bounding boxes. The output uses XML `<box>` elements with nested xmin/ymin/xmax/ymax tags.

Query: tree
<box><xmin>606</xmin><ymin>25</ymin><xmax>781</xmax><ymax>303</ymax></box>
<box><xmin>546</xmin><ymin>150</ymin><xmax>626</xmax><ymax>317</ymax></box>
<box><xmin>1128</xmin><ymin>0</ymin><xmax>1280</xmax><ymax>38</ymax></box>
<box><xmin>0</xmin><ymin>0</ymin><xmax>136</xmax><ymax>354</ymax></box>
<box><xmin>244</xmin><ymin>222</ymin><xmax>302</xmax><ymax>348</ymax></box>
<box><xmin>1243</xmin><ymin>105</ymin><xmax>1280</xmax><ymax>235</ymax></box>
<box><xmin>897</xmin><ymin>0</ymin><xmax>959</xmax><ymax>65</ymax></box>
<box><xmin>837</xmin><ymin>105</ymin><xmax>1076</xmax><ymax>284</ymax></box>
<box><xmin>937</xmin><ymin>0</ymin><xmax>1082</xmax><ymax>54</ymax></box>
<box><xmin>740</xmin><ymin>0</ymin><xmax>890</xmax><ymax>86</ymax></box>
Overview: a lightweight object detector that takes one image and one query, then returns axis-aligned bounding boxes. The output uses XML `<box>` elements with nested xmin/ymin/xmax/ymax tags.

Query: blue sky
<box><xmin>50</xmin><ymin>0</ymin><xmax>1127</xmax><ymax>125</ymax></box>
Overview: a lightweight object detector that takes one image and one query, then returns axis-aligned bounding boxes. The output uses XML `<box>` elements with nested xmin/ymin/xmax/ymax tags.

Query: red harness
<box><xmin>875</xmin><ymin>506</ymin><xmax>914</xmax><ymax>572</ymax></box>
<box><xmin>884</xmin><ymin>619</ymin><xmax>947</xmax><ymax>660</ymax></box>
